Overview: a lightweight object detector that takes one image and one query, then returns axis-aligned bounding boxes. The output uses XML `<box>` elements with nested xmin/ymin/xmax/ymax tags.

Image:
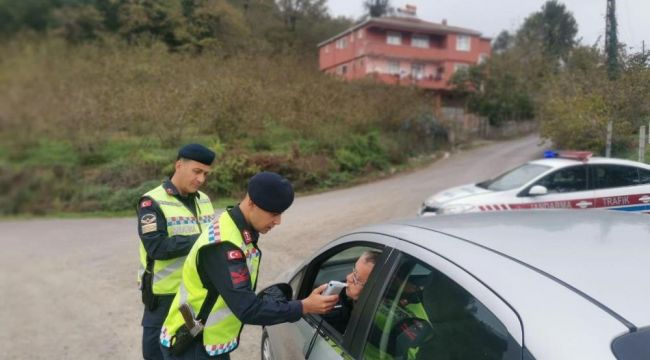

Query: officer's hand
<box><xmin>301</xmin><ymin>284</ymin><xmax>339</xmax><ymax>315</ymax></box>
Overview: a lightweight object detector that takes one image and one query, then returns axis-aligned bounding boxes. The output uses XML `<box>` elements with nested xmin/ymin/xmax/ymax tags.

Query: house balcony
<box><xmin>358</xmin><ymin>42</ymin><xmax>449</xmax><ymax>62</ymax></box>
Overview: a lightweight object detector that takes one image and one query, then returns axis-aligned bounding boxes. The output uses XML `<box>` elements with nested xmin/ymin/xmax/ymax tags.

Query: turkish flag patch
<box><xmin>227</xmin><ymin>250</ymin><xmax>243</xmax><ymax>261</ymax></box>
<box><xmin>140</xmin><ymin>199</ymin><xmax>152</xmax><ymax>208</ymax></box>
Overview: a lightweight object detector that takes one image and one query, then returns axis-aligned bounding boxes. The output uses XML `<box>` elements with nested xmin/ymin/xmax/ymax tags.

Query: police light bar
<box><xmin>544</xmin><ymin>150</ymin><xmax>558</xmax><ymax>158</ymax></box>
<box><xmin>558</xmin><ymin>151</ymin><xmax>593</xmax><ymax>162</ymax></box>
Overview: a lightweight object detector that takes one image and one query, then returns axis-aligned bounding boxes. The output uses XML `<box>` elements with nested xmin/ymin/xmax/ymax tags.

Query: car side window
<box><xmin>533</xmin><ymin>165</ymin><xmax>587</xmax><ymax>193</ymax></box>
<box><xmin>639</xmin><ymin>168</ymin><xmax>650</xmax><ymax>184</ymax></box>
<box><xmin>592</xmin><ymin>165</ymin><xmax>641</xmax><ymax>189</ymax></box>
<box><xmin>304</xmin><ymin>245</ymin><xmax>383</xmax><ymax>337</ymax></box>
<box><xmin>363</xmin><ymin>255</ymin><xmax>516</xmax><ymax>360</ymax></box>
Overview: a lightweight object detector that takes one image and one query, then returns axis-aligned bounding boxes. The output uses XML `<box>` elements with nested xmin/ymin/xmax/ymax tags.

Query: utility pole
<box><xmin>604</xmin><ymin>0</ymin><xmax>618</xmax><ymax>157</ymax></box>
<box><xmin>605</xmin><ymin>0</ymin><xmax>619</xmax><ymax>80</ymax></box>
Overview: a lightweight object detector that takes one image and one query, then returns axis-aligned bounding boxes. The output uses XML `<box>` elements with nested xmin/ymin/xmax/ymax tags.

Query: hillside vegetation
<box><xmin>4</xmin><ymin>0</ymin><xmax>647</xmax><ymax>215</ymax></box>
<box><xmin>0</xmin><ymin>39</ymin><xmax>443</xmax><ymax>215</ymax></box>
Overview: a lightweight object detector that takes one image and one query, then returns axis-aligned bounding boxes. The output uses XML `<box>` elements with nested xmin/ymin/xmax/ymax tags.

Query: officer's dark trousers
<box><xmin>143</xmin><ymin>326</ymin><xmax>164</xmax><ymax>360</ymax></box>
<box><xmin>160</xmin><ymin>342</ymin><xmax>230</xmax><ymax>360</ymax></box>
<box><xmin>142</xmin><ymin>295</ymin><xmax>175</xmax><ymax>360</ymax></box>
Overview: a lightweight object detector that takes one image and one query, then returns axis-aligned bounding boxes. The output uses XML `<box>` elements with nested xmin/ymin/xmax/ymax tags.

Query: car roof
<box><xmin>528</xmin><ymin>156</ymin><xmax>650</xmax><ymax>170</ymax></box>
<box><xmin>354</xmin><ymin>211</ymin><xmax>649</xmax><ymax>329</ymax></box>
<box><xmin>382</xmin><ymin>210</ymin><xmax>650</xmax><ymax>329</ymax></box>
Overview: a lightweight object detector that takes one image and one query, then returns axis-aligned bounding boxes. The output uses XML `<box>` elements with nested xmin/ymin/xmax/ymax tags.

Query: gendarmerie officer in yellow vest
<box><xmin>160</xmin><ymin>171</ymin><xmax>339</xmax><ymax>359</ymax></box>
<box><xmin>138</xmin><ymin>143</ymin><xmax>216</xmax><ymax>360</ymax></box>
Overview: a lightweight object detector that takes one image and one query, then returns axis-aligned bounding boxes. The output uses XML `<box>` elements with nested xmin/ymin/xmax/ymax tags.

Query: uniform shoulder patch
<box><xmin>140</xmin><ymin>213</ymin><xmax>156</xmax><ymax>225</ymax></box>
<box><xmin>227</xmin><ymin>259</ymin><xmax>250</xmax><ymax>289</ymax></box>
<box><xmin>242</xmin><ymin>230</ymin><xmax>252</xmax><ymax>244</ymax></box>
<box><xmin>140</xmin><ymin>199</ymin><xmax>153</xmax><ymax>208</ymax></box>
<box><xmin>140</xmin><ymin>213</ymin><xmax>157</xmax><ymax>234</ymax></box>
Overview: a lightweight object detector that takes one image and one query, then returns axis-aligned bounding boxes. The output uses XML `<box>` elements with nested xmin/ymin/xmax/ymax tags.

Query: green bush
<box><xmin>335</xmin><ymin>131</ymin><xmax>390</xmax><ymax>173</ymax></box>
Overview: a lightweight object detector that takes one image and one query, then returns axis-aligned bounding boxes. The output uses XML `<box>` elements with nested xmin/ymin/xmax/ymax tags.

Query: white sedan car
<box><xmin>419</xmin><ymin>151</ymin><xmax>650</xmax><ymax>216</ymax></box>
<box><xmin>261</xmin><ymin>210</ymin><xmax>650</xmax><ymax>360</ymax></box>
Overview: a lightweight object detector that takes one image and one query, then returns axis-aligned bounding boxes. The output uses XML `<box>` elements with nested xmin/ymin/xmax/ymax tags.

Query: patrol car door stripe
<box><xmin>610</xmin><ymin>204</ymin><xmax>650</xmax><ymax>212</ymax></box>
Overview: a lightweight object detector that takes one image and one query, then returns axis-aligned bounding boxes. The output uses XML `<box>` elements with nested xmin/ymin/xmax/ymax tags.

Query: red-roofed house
<box><xmin>318</xmin><ymin>5</ymin><xmax>491</xmax><ymax>93</ymax></box>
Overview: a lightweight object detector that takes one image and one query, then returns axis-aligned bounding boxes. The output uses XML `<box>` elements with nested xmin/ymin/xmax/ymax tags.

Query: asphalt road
<box><xmin>0</xmin><ymin>135</ymin><xmax>543</xmax><ymax>360</ymax></box>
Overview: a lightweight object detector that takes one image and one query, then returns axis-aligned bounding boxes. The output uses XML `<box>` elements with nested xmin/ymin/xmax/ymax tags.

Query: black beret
<box><xmin>177</xmin><ymin>143</ymin><xmax>215</xmax><ymax>166</ymax></box>
<box><xmin>248</xmin><ymin>172</ymin><xmax>294</xmax><ymax>213</ymax></box>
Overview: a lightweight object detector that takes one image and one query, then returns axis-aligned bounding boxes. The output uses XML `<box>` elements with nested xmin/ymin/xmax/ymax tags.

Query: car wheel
<box><xmin>261</xmin><ymin>328</ymin><xmax>274</xmax><ymax>360</ymax></box>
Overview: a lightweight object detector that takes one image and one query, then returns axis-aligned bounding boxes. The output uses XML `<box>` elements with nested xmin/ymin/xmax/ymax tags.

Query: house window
<box><xmin>454</xmin><ymin>63</ymin><xmax>470</xmax><ymax>73</ymax></box>
<box><xmin>388</xmin><ymin>60</ymin><xmax>400</xmax><ymax>75</ymax></box>
<box><xmin>411</xmin><ymin>63</ymin><xmax>425</xmax><ymax>79</ymax></box>
<box><xmin>336</xmin><ymin>37</ymin><xmax>348</xmax><ymax>49</ymax></box>
<box><xmin>412</xmin><ymin>35</ymin><xmax>429</xmax><ymax>48</ymax></box>
<box><xmin>324</xmin><ymin>45</ymin><xmax>329</xmax><ymax>53</ymax></box>
<box><xmin>387</xmin><ymin>31</ymin><xmax>402</xmax><ymax>45</ymax></box>
<box><xmin>358</xmin><ymin>29</ymin><xmax>364</xmax><ymax>39</ymax></box>
<box><xmin>456</xmin><ymin>35</ymin><xmax>471</xmax><ymax>51</ymax></box>
<box><xmin>341</xmin><ymin>65</ymin><xmax>348</xmax><ymax>75</ymax></box>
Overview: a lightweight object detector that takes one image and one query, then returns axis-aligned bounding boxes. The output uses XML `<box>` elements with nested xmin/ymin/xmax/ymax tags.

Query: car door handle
<box><xmin>576</xmin><ymin>201</ymin><xmax>593</xmax><ymax>208</ymax></box>
<box><xmin>639</xmin><ymin>195</ymin><xmax>650</xmax><ymax>203</ymax></box>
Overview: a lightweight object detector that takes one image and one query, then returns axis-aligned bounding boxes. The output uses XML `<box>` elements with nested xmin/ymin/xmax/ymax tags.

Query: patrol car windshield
<box><xmin>477</xmin><ymin>164</ymin><xmax>551</xmax><ymax>191</ymax></box>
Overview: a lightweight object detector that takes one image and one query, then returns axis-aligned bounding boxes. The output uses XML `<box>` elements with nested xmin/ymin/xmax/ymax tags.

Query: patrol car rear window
<box><xmin>478</xmin><ymin>164</ymin><xmax>551</xmax><ymax>191</ymax></box>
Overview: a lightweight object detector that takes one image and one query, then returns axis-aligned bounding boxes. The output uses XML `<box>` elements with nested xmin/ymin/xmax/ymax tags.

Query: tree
<box><xmin>492</xmin><ymin>30</ymin><xmax>513</xmax><ymax>54</ymax></box>
<box><xmin>52</xmin><ymin>4</ymin><xmax>105</xmax><ymax>43</ymax></box>
<box><xmin>450</xmin><ymin>58</ymin><xmax>534</xmax><ymax>126</ymax></box>
<box><xmin>277</xmin><ymin>0</ymin><xmax>327</xmax><ymax>31</ymax></box>
<box><xmin>516</xmin><ymin>0</ymin><xmax>578</xmax><ymax>66</ymax></box>
<box><xmin>364</xmin><ymin>0</ymin><xmax>390</xmax><ymax>18</ymax></box>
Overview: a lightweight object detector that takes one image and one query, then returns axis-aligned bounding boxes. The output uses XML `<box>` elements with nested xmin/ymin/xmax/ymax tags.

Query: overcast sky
<box><xmin>326</xmin><ymin>0</ymin><xmax>649</xmax><ymax>52</ymax></box>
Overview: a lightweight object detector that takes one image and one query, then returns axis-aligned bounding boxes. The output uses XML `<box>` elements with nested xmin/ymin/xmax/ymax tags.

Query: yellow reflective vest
<box><xmin>161</xmin><ymin>210</ymin><xmax>261</xmax><ymax>356</ymax></box>
<box><xmin>138</xmin><ymin>185</ymin><xmax>214</xmax><ymax>295</ymax></box>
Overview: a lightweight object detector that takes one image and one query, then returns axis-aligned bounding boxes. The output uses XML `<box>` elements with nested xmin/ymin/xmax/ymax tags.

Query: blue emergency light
<box><xmin>544</xmin><ymin>150</ymin><xmax>558</xmax><ymax>158</ymax></box>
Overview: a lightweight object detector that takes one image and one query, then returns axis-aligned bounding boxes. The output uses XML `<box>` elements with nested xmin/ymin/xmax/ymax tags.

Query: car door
<box><xmin>513</xmin><ymin>164</ymin><xmax>596</xmax><ymax>210</ymax></box>
<box><xmin>262</xmin><ymin>234</ymin><xmax>396</xmax><ymax>360</ymax></box>
<box><xmin>589</xmin><ymin>164</ymin><xmax>650</xmax><ymax>213</ymax></box>
<box><xmin>351</xmin><ymin>241</ymin><xmax>525</xmax><ymax>360</ymax></box>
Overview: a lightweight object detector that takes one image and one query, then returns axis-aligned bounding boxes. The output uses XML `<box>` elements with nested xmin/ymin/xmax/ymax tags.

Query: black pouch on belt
<box><xmin>141</xmin><ymin>269</ymin><xmax>159</xmax><ymax>311</ymax></box>
<box><xmin>170</xmin><ymin>326</ymin><xmax>199</xmax><ymax>356</ymax></box>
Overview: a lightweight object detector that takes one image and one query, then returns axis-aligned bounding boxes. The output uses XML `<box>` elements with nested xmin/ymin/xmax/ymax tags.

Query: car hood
<box><xmin>425</xmin><ymin>183</ymin><xmax>492</xmax><ymax>206</ymax></box>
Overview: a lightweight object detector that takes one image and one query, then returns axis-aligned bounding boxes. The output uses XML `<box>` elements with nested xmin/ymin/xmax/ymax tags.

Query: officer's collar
<box><xmin>227</xmin><ymin>204</ymin><xmax>259</xmax><ymax>245</ymax></box>
<box><xmin>163</xmin><ymin>179</ymin><xmax>200</xmax><ymax>199</ymax></box>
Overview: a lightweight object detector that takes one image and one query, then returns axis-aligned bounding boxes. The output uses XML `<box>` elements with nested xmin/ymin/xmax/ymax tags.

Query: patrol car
<box><xmin>419</xmin><ymin>151</ymin><xmax>650</xmax><ymax>216</ymax></box>
<box><xmin>261</xmin><ymin>210</ymin><xmax>650</xmax><ymax>360</ymax></box>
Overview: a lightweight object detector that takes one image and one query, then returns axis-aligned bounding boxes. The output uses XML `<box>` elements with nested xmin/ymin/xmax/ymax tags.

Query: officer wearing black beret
<box><xmin>137</xmin><ymin>143</ymin><xmax>216</xmax><ymax>360</ymax></box>
<box><xmin>159</xmin><ymin>172</ymin><xmax>339</xmax><ymax>359</ymax></box>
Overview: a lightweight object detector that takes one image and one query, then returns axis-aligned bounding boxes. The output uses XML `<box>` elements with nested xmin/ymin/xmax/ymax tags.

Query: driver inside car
<box><xmin>322</xmin><ymin>250</ymin><xmax>381</xmax><ymax>334</ymax></box>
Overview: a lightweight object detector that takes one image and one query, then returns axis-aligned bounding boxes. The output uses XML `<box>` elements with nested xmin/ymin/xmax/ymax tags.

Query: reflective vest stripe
<box><xmin>153</xmin><ymin>257</ymin><xmax>186</xmax><ymax>284</ymax></box>
<box><xmin>205</xmin><ymin>308</ymin><xmax>234</xmax><ymax>328</ymax></box>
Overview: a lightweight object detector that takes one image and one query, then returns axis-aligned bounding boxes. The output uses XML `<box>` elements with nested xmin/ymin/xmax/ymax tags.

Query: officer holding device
<box><xmin>160</xmin><ymin>172</ymin><xmax>339</xmax><ymax>359</ymax></box>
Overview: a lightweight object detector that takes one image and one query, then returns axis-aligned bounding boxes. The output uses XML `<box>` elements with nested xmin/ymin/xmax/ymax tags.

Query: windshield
<box><xmin>477</xmin><ymin>163</ymin><xmax>551</xmax><ymax>191</ymax></box>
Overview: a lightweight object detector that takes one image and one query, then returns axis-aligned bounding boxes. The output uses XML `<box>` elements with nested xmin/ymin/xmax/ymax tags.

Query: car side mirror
<box><xmin>528</xmin><ymin>185</ymin><xmax>548</xmax><ymax>196</ymax></box>
<box><xmin>256</xmin><ymin>283</ymin><xmax>293</xmax><ymax>302</ymax></box>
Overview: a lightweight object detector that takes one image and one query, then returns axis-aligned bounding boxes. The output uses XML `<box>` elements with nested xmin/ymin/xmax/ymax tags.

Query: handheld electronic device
<box><xmin>322</xmin><ymin>280</ymin><xmax>347</xmax><ymax>296</ymax></box>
